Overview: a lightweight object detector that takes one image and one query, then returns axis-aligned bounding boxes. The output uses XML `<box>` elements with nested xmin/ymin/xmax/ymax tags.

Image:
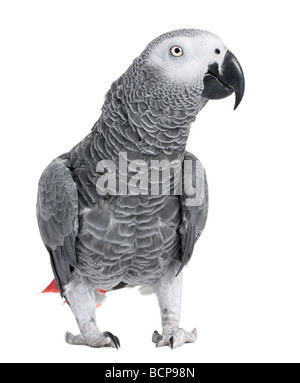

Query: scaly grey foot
<box><xmin>65</xmin><ymin>330</ymin><xmax>120</xmax><ymax>349</ymax></box>
<box><xmin>152</xmin><ymin>327</ymin><xmax>197</xmax><ymax>349</ymax></box>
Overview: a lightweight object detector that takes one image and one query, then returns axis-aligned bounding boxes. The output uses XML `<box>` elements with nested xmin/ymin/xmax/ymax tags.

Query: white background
<box><xmin>0</xmin><ymin>0</ymin><xmax>299</xmax><ymax>363</ymax></box>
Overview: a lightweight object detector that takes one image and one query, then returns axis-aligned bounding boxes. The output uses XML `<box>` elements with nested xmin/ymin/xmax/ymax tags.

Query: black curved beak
<box><xmin>202</xmin><ymin>50</ymin><xmax>245</xmax><ymax>110</ymax></box>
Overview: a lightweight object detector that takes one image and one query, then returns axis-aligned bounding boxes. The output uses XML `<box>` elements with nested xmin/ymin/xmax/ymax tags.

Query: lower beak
<box><xmin>201</xmin><ymin>50</ymin><xmax>245</xmax><ymax>110</ymax></box>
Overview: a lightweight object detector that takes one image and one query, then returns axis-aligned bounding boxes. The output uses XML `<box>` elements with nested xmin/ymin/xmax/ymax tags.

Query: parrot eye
<box><xmin>170</xmin><ymin>46</ymin><xmax>184</xmax><ymax>57</ymax></box>
<box><xmin>215</xmin><ymin>49</ymin><xmax>221</xmax><ymax>55</ymax></box>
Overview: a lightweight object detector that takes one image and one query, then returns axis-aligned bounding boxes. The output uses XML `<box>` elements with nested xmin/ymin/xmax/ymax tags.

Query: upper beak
<box><xmin>202</xmin><ymin>50</ymin><xmax>245</xmax><ymax>110</ymax></box>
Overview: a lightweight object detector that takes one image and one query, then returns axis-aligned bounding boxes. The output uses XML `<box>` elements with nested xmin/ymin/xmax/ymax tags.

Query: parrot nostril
<box><xmin>215</xmin><ymin>49</ymin><xmax>220</xmax><ymax>55</ymax></box>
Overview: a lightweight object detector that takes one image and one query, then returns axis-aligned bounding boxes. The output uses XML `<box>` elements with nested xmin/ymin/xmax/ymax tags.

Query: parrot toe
<box><xmin>152</xmin><ymin>328</ymin><xmax>197</xmax><ymax>349</ymax></box>
<box><xmin>152</xmin><ymin>330</ymin><xmax>162</xmax><ymax>344</ymax></box>
<box><xmin>65</xmin><ymin>330</ymin><xmax>120</xmax><ymax>349</ymax></box>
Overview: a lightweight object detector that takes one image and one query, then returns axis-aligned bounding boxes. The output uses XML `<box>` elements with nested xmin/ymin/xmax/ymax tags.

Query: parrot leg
<box><xmin>64</xmin><ymin>275</ymin><xmax>120</xmax><ymax>349</ymax></box>
<box><xmin>152</xmin><ymin>264</ymin><xmax>198</xmax><ymax>349</ymax></box>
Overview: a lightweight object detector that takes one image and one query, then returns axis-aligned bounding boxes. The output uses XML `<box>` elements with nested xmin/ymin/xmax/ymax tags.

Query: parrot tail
<box><xmin>42</xmin><ymin>279</ymin><xmax>60</xmax><ymax>293</ymax></box>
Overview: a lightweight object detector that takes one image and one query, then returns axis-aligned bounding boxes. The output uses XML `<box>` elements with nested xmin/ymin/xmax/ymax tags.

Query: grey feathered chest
<box><xmin>65</xmin><ymin>130</ymin><xmax>187</xmax><ymax>289</ymax></box>
<box><xmin>75</xmin><ymin>193</ymin><xmax>182</xmax><ymax>289</ymax></box>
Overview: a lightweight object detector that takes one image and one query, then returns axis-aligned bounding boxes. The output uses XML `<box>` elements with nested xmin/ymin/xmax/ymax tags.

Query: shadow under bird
<box><xmin>37</xmin><ymin>29</ymin><xmax>244</xmax><ymax>349</ymax></box>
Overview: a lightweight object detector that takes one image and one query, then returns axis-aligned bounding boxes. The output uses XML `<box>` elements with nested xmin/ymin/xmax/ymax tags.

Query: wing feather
<box><xmin>37</xmin><ymin>159</ymin><xmax>78</xmax><ymax>294</ymax></box>
<box><xmin>177</xmin><ymin>152</ymin><xmax>209</xmax><ymax>275</ymax></box>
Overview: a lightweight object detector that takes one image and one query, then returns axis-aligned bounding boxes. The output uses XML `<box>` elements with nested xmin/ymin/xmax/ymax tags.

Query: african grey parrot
<box><xmin>37</xmin><ymin>29</ymin><xmax>244</xmax><ymax>349</ymax></box>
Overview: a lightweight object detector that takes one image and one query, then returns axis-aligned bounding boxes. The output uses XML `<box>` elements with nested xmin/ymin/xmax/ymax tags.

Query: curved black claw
<box><xmin>169</xmin><ymin>336</ymin><xmax>174</xmax><ymax>350</ymax></box>
<box><xmin>115</xmin><ymin>336</ymin><xmax>121</xmax><ymax>349</ymax></box>
<box><xmin>103</xmin><ymin>331</ymin><xmax>120</xmax><ymax>350</ymax></box>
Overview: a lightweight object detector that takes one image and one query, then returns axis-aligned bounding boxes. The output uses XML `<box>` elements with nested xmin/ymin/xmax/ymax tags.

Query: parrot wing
<box><xmin>177</xmin><ymin>151</ymin><xmax>209</xmax><ymax>276</ymax></box>
<box><xmin>37</xmin><ymin>158</ymin><xmax>78</xmax><ymax>295</ymax></box>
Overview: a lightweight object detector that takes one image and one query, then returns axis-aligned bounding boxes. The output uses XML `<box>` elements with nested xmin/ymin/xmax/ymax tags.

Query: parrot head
<box><xmin>130</xmin><ymin>29</ymin><xmax>245</xmax><ymax>110</ymax></box>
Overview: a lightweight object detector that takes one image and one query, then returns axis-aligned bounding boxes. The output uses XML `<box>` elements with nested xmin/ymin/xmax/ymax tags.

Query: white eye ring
<box><xmin>170</xmin><ymin>46</ymin><xmax>184</xmax><ymax>57</ymax></box>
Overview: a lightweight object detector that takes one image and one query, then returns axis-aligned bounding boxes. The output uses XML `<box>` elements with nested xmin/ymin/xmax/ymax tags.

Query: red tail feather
<box><xmin>42</xmin><ymin>279</ymin><xmax>60</xmax><ymax>293</ymax></box>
